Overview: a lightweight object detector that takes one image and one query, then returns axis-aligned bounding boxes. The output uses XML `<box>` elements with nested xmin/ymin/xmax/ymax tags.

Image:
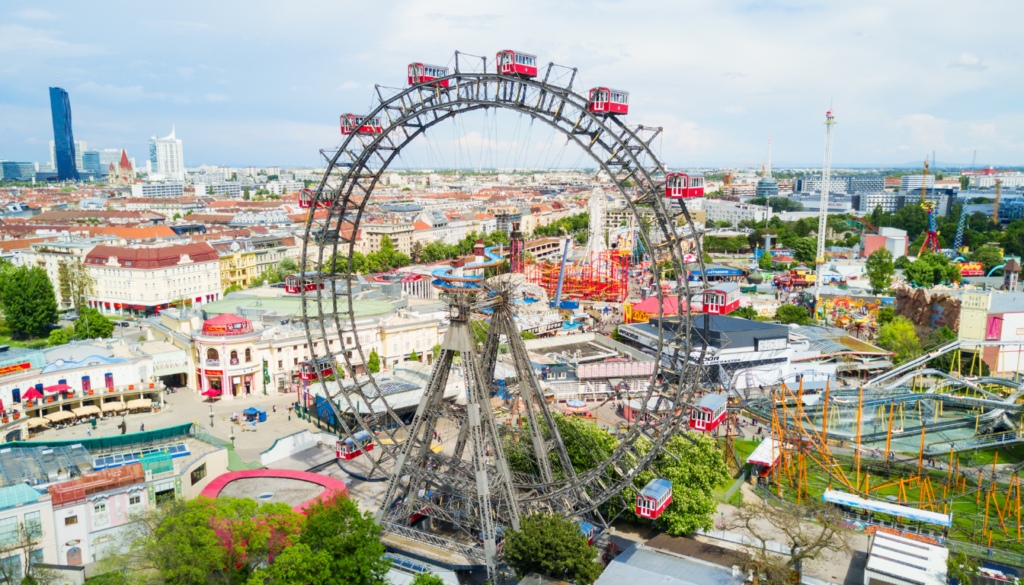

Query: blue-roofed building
<box><xmin>596</xmin><ymin>543</ymin><xmax>745</xmax><ymax>585</ymax></box>
<box><xmin>0</xmin><ymin>482</ymin><xmax>57</xmax><ymax>574</ymax></box>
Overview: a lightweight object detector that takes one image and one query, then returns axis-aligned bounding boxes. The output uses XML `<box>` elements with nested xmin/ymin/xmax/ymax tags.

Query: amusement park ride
<box><xmin>294</xmin><ymin>49</ymin><xmax>709</xmax><ymax>583</ymax></box>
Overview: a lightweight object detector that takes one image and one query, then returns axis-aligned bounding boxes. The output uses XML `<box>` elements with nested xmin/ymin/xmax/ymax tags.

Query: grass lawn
<box><xmin>0</xmin><ymin>330</ymin><xmax>48</xmax><ymax>349</ymax></box>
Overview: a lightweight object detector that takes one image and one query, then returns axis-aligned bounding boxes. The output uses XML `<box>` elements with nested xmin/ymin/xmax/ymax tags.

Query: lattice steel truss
<box><xmin>299</xmin><ymin>54</ymin><xmax>710</xmax><ymax>582</ymax></box>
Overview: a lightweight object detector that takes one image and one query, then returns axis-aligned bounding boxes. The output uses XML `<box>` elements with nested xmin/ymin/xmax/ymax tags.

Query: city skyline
<box><xmin>1</xmin><ymin>1</ymin><xmax>1022</xmax><ymax>169</ymax></box>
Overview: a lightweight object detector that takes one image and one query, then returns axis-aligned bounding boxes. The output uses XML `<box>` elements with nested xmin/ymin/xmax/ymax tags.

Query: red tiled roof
<box><xmin>412</xmin><ymin>222</ymin><xmax>432</xmax><ymax>231</ymax></box>
<box><xmin>85</xmin><ymin>242</ymin><xmax>219</xmax><ymax>268</ymax></box>
<box><xmin>100</xmin><ymin>226</ymin><xmax>178</xmax><ymax>239</ymax></box>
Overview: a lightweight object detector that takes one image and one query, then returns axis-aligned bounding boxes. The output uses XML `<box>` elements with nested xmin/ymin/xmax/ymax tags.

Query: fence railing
<box><xmin>947</xmin><ymin>539</ymin><xmax>1024</xmax><ymax>567</ymax></box>
<box><xmin>381</xmin><ymin>521</ymin><xmax>486</xmax><ymax>564</ymax></box>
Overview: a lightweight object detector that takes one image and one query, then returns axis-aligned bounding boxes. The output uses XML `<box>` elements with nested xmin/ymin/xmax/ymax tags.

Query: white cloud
<box><xmin>204</xmin><ymin>94</ymin><xmax>229</xmax><ymax>102</ymax></box>
<box><xmin>949</xmin><ymin>53</ymin><xmax>987</xmax><ymax>71</ymax></box>
<box><xmin>893</xmin><ymin>113</ymin><xmax>950</xmax><ymax>152</ymax></box>
<box><xmin>13</xmin><ymin>9</ymin><xmax>55</xmax><ymax>20</ymax></box>
<box><xmin>336</xmin><ymin>81</ymin><xmax>360</xmax><ymax>91</ymax></box>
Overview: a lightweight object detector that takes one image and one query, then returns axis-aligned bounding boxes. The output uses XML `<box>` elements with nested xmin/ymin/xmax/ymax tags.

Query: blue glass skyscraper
<box><xmin>49</xmin><ymin>87</ymin><xmax>79</xmax><ymax>181</ymax></box>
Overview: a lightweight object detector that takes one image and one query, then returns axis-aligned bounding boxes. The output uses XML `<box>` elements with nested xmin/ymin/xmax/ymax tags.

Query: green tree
<box><xmin>865</xmin><ymin>248</ymin><xmax>895</xmax><ymax>294</ymax></box>
<box><xmin>408</xmin><ymin>349</ymin><xmax>419</xmax><ymax>362</ymax></box>
<box><xmin>732</xmin><ymin>306</ymin><xmax>758</xmax><ymax>320</ymax></box>
<box><xmin>172</xmin><ymin>213</ymin><xmax>182</xmax><ymax>221</ymax></box>
<box><xmin>0</xmin><ymin>265</ymin><xmax>58</xmax><ymax>338</ymax></box>
<box><xmin>57</xmin><ymin>259</ymin><xmax>95</xmax><ymax>311</ymax></box>
<box><xmin>969</xmin><ymin>245</ymin><xmax>1003</xmax><ymax>275</ymax></box>
<box><xmin>48</xmin><ymin>326</ymin><xmax>74</xmax><ymax>346</ymax></box>
<box><xmin>277</xmin><ymin>258</ymin><xmax>300</xmax><ymax>280</ymax></box>
<box><xmin>74</xmin><ymin>307</ymin><xmax>115</xmax><ymax>340</ymax></box>
<box><xmin>207</xmin><ymin>185</ymin><xmax>215</xmax><ymax>195</ymax></box>
<box><xmin>904</xmin><ymin>252</ymin><xmax>961</xmax><ymax>287</ymax></box>
<box><xmin>959</xmin><ymin>175</ymin><xmax>970</xmax><ymax>191</ymax></box>
<box><xmin>775</xmin><ymin>305</ymin><xmax>811</xmax><ymax>325</ymax></box>
<box><xmin>224</xmin><ymin>284</ymin><xmax>244</xmax><ymax>295</ymax></box>
<box><xmin>295</xmin><ymin>492</ymin><xmax>390</xmax><ymax>585</ymax></box>
<box><xmin>877</xmin><ymin>316</ymin><xmax>920</xmax><ymax>365</ymax></box>
<box><xmin>503</xmin><ymin>513</ymin><xmax>603</xmax><ymax>585</ymax></box>
<box><xmin>758</xmin><ymin>251</ymin><xmax>773</xmax><ymax>271</ymax></box>
<box><xmin>410</xmin><ymin>574</ymin><xmax>445</xmax><ymax>585</ymax></box>
<box><xmin>611</xmin><ymin>325</ymin><xmax>625</xmax><ymax>343</ymax></box>
<box><xmin>254</xmin><ymin>266</ymin><xmax>281</xmax><ymax>286</ymax></box>
<box><xmin>243</xmin><ymin>186</ymin><xmax>250</xmax><ymax>200</ymax></box>
<box><xmin>367</xmin><ymin>349</ymin><xmax>381</xmax><ymax>374</ymax></box>
<box><xmin>410</xmin><ymin>241</ymin><xmax>424</xmax><ymax>263</ymax></box>
<box><xmin>790</xmin><ymin>238</ymin><xmax>817</xmax><ymax>264</ymax></box>
<box><xmin>946</xmin><ymin>552</ymin><xmax>978</xmax><ymax>585</ymax></box>
<box><xmin>431</xmin><ymin>344</ymin><xmax>441</xmax><ymax>360</ymax></box>
<box><xmin>520</xmin><ymin>330</ymin><xmax>537</xmax><ymax>341</ymax></box>
<box><xmin>877</xmin><ymin>306</ymin><xmax>895</xmax><ymax>325</ymax></box>
<box><xmin>634</xmin><ymin>432</ymin><xmax>730</xmax><ymax>535</ymax></box>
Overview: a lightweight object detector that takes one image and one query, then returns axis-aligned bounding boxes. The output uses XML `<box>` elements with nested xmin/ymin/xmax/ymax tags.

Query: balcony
<box><xmin>206</xmin><ymin>359</ymin><xmax>220</xmax><ymax>366</ymax></box>
<box><xmin>230</xmin><ymin>359</ymin><xmax>239</xmax><ymax>365</ymax></box>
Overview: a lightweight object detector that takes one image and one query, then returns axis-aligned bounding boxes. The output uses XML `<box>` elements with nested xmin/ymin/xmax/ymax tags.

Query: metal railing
<box><xmin>380</xmin><ymin>521</ymin><xmax>486</xmax><ymax>563</ymax></box>
<box><xmin>947</xmin><ymin>539</ymin><xmax>1024</xmax><ymax>567</ymax></box>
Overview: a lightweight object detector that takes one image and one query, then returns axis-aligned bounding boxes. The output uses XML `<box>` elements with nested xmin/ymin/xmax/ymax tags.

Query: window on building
<box><xmin>24</xmin><ymin>511</ymin><xmax>40</xmax><ymax>539</ymax></box>
<box><xmin>94</xmin><ymin>502</ymin><xmax>107</xmax><ymax>515</ymax></box>
<box><xmin>129</xmin><ymin>495</ymin><xmax>141</xmax><ymax>506</ymax></box>
<box><xmin>245</xmin><ymin>348</ymin><xmax>252</xmax><ymax>362</ymax></box>
<box><xmin>191</xmin><ymin>463</ymin><xmax>207</xmax><ymax>486</ymax></box>
<box><xmin>0</xmin><ymin>517</ymin><xmax>18</xmax><ymax>545</ymax></box>
<box><xmin>206</xmin><ymin>348</ymin><xmax>219</xmax><ymax>362</ymax></box>
<box><xmin>293</xmin><ymin>358</ymin><xmax>298</xmax><ymax>365</ymax></box>
<box><xmin>230</xmin><ymin>350</ymin><xmax>238</xmax><ymax>364</ymax></box>
<box><xmin>154</xmin><ymin>481</ymin><xmax>176</xmax><ymax>505</ymax></box>
<box><xmin>64</xmin><ymin>516</ymin><xmax>78</xmax><ymax>526</ymax></box>
<box><xmin>278</xmin><ymin>361</ymin><xmax>283</xmax><ymax>369</ymax></box>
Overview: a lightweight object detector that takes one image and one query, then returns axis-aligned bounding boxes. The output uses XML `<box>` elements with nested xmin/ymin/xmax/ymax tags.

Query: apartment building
<box><xmin>23</xmin><ymin>237</ymin><xmax>122</xmax><ymax>311</ymax></box>
<box><xmin>84</xmin><ymin>243</ymin><xmax>222</xmax><ymax>317</ymax></box>
<box><xmin>362</xmin><ymin>223</ymin><xmax>414</xmax><ymax>256</ymax></box>
<box><xmin>702</xmin><ymin>199</ymin><xmax>768</xmax><ymax>227</ymax></box>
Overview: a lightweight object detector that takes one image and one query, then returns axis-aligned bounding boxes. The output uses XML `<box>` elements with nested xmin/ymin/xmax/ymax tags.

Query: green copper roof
<box><xmin>203</xmin><ymin>296</ymin><xmax>395</xmax><ymax>319</ymax></box>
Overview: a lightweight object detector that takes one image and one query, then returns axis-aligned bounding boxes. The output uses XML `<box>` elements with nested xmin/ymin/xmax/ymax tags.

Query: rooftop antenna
<box><xmin>814</xmin><ymin>107</ymin><xmax>836</xmax><ymax>299</ymax></box>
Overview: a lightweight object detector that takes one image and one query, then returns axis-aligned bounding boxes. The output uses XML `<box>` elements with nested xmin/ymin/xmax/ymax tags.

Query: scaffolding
<box><xmin>49</xmin><ymin>463</ymin><xmax>146</xmax><ymax>507</ymax></box>
<box><xmin>523</xmin><ymin>250</ymin><xmax>629</xmax><ymax>303</ymax></box>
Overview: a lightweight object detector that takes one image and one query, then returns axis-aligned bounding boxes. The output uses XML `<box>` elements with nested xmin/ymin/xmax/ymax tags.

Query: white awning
<box><xmin>823</xmin><ymin>489</ymin><xmax>952</xmax><ymax>527</ymax></box>
<box><xmin>25</xmin><ymin>418</ymin><xmax>48</xmax><ymax>429</ymax></box>
<box><xmin>102</xmin><ymin>401</ymin><xmax>127</xmax><ymax>412</ymax></box>
<box><xmin>72</xmin><ymin>405</ymin><xmax>101</xmax><ymax>417</ymax></box>
<box><xmin>126</xmin><ymin>398</ymin><xmax>152</xmax><ymax>410</ymax></box>
<box><xmin>43</xmin><ymin>410</ymin><xmax>74</xmax><ymax>422</ymax></box>
<box><xmin>747</xmin><ymin>437</ymin><xmax>781</xmax><ymax>467</ymax></box>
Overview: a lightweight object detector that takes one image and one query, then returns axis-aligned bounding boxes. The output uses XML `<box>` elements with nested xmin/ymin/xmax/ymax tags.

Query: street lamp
<box><xmin>209</xmin><ymin>404</ymin><xmax>214</xmax><ymax>428</ymax></box>
<box><xmin>229</xmin><ymin>427</ymin><xmax>235</xmax><ymax>449</ymax></box>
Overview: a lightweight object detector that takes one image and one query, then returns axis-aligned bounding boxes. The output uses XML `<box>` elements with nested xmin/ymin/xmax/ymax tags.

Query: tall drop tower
<box><xmin>814</xmin><ymin>109</ymin><xmax>836</xmax><ymax>296</ymax></box>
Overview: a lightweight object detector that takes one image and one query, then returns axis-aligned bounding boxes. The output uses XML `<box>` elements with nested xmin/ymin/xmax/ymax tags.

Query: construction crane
<box><xmin>919</xmin><ymin>156</ymin><xmax>930</xmax><ymax>204</ymax></box>
<box><xmin>994</xmin><ymin>179</ymin><xmax>1003</xmax><ymax>226</ymax></box>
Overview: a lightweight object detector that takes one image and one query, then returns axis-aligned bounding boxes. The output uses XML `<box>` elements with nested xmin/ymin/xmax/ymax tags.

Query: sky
<box><xmin>1</xmin><ymin>0</ymin><xmax>1022</xmax><ymax>170</ymax></box>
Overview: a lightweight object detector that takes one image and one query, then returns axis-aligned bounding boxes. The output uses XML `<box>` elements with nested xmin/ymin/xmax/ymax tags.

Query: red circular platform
<box><xmin>200</xmin><ymin>469</ymin><xmax>347</xmax><ymax>515</ymax></box>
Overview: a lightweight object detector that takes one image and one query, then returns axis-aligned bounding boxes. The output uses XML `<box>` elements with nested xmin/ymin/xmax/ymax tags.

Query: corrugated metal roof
<box><xmin>596</xmin><ymin>543</ymin><xmax>745</xmax><ymax>585</ymax></box>
<box><xmin>639</xmin><ymin>478</ymin><xmax>672</xmax><ymax>500</ymax></box>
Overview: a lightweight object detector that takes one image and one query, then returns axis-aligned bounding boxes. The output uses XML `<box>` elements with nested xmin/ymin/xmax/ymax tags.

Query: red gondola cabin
<box><xmin>336</xmin><ymin>430</ymin><xmax>374</xmax><ymax>460</ymax></box>
<box><xmin>340</xmin><ymin>114</ymin><xmax>383</xmax><ymax>135</ymax></box>
<box><xmin>665</xmin><ymin>172</ymin><xmax>706</xmax><ymax>199</ymax></box>
<box><xmin>408</xmin><ymin>63</ymin><xmax>450</xmax><ymax>87</ymax></box>
<box><xmin>285</xmin><ymin>272</ymin><xmax>323</xmax><ymax>294</ymax></box>
<box><xmin>298</xmin><ymin>188</ymin><xmax>332</xmax><ymax>209</ymax></box>
<box><xmin>689</xmin><ymin>394</ymin><xmax>727</xmax><ymax>432</ymax></box>
<box><xmin>496</xmin><ymin>50</ymin><xmax>538</xmax><ymax>78</ymax></box>
<box><xmin>298</xmin><ymin>356</ymin><xmax>334</xmax><ymax>381</ymax></box>
<box><xmin>702</xmin><ymin>283</ymin><xmax>741</xmax><ymax>315</ymax></box>
<box><xmin>588</xmin><ymin>88</ymin><xmax>629</xmax><ymax>115</ymax></box>
<box><xmin>636</xmin><ymin>478</ymin><xmax>672</xmax><ymax>519</ymax></box>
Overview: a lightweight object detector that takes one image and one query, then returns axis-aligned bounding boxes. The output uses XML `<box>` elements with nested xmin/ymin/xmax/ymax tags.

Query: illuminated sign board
<box><xmin>957</xmin><ymin>262</ymin><xmax>984</xmax><ymax>277</ymax></box>
<box><xmin>0</xmin><ymin>362</ymin><xmax>31</xmax><ymax>376</ymax></box>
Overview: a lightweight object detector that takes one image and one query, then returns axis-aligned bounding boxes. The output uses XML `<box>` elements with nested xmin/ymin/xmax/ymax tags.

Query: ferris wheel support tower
<box><xmin>814</xmin><ymin>109</ymin><xmax>837</xmax><ymax>296</ymax></box>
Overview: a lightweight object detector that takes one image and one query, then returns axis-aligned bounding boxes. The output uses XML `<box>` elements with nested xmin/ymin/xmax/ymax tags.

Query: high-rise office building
<box><xmin>149</xmin><ymin>127</ymin><xmax>185</xmax><ymax>180</ymax></box>
<box><xmin>82</xmin><ymin>150</ymin><xmax>100</xmax><ymax>173</ymax></box>
<box><xmin>49</xmin><ymin>87</ymin><xmax>80</xmax><ymax>181</ymax></box>
<box><xmin>50</xmin><ymin>140</ymin><xmax>87</xmax><ymax>171</ymax></box>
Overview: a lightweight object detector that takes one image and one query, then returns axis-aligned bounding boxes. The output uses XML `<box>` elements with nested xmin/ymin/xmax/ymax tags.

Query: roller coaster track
<box><xmin>430</xmin><ymin>246</ymin><xmax>504</xmax><ymax>291</ymax></box>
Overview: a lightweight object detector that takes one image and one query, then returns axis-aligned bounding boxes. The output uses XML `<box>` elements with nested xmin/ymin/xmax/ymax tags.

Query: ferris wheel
<box><xmin>299</xmin><ymin>49</ymin><xmax>710</xmax><ymax>582</ymax></box>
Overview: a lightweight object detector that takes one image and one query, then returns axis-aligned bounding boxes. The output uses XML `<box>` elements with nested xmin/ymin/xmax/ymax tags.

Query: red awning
<box><xmin>43</xmin><ymin>383</ymin><xmax>73</xmax><ymax>394</ymax></box>
<box><xmin>23</xmin><ymin>388</ymin><xmax>43</xmax><ymax>401</ymax></box>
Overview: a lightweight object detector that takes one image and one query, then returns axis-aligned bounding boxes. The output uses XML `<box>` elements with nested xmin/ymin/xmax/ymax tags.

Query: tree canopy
<box><xmin>877</xmin><ymin>316</ymin><xmax>920</xmax><ymax>365</ymax></box>
<box><xmin>0</xmin><ymin>264</ymin><xmax>58</xmax><ymax>338</ymax></box>
<box><xmin>503</xmin><ymin>513</ymin><xmax>603</xmax><ymax>585</ymax></box>
<box><xmin>904</xmin><ymin>252</ymin><xmax>961</xmax><ymax>288</ymax></box>
<box><xmin>74</xmin><ymin>307</ymin><xmax>115</xmax><ymax>340</ymax></box>
<box><xmin>775</xmin><ymin>305</ymin><xmax>811</xmax><ymax>326</ymax></box>
<box><xmin>865</xmin><ymin>248</ymin><xmax>895</xmax><ymax>294</ymax></box>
